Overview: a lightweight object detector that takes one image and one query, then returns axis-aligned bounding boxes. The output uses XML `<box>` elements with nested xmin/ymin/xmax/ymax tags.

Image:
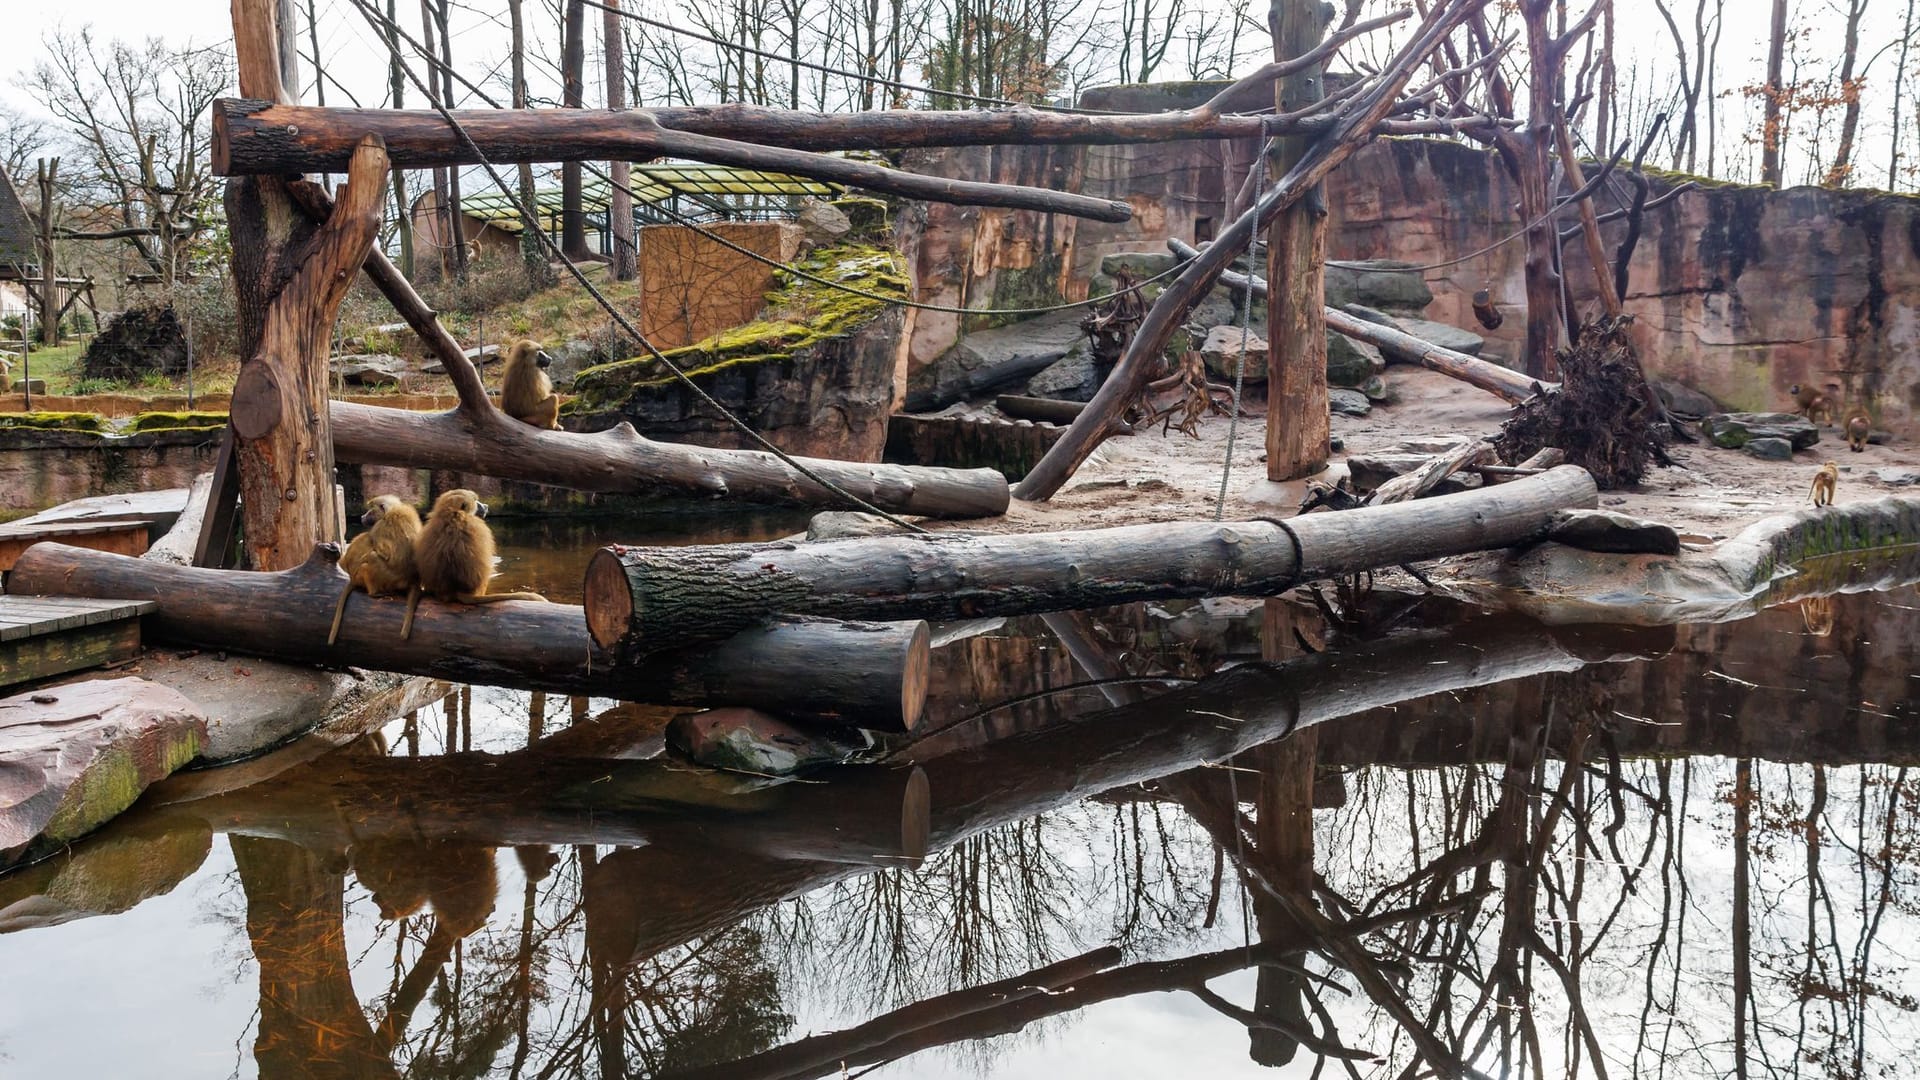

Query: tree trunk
<box><xmin>1762</xmin><ymin>0</ymin><xmax>1789</xmax><ymax>187</ymax></box>
<box><xmin>1265</xmin><ymin>0</ymin><xmax>1332</xmax><ymax>482</ymax></box>
<box><xmin>586</xmin><ymin>466</ymin><xmax>1599</xmax><ymax>652</ymax></box>
<box><xmin>215</xmin><ymin>102</ymin><xmax>1133</xmax><ymax>222</ymax></box>
<box><xmin>1823</xmin><ymin>0</ymin><xmax>1866</xmax><ymax>187</ymax></box>
<box><xmin>383</xmin><ymin>0</ymin><xmax>415</xmax><ymax>278</ymax></box>
<box><xmin>34</xmin><ymin>159</ymin><xmax>58</xmax><ymax>347</ymax></box>
<box><xmin>505</xmin><ymin>0</ymin><xmax>549</xmax><ymax>286</ymax></box>
<box><xmin>435</xmin><ymin>0</ymin><xmax>467</xmax><ymax>279</ymax></box>
<box><xmin>7</xmin><ymin>542</ymin><xmax>931</xmax><ymax>731</ymax></box>
<box><xmin>603</xmin><ymin>0</ymin><xmax>637</xmax><ymax>281</ymax></box>
<box><xmin>561</xmin><ymin>0</ymin><xmax>589</xmax><ymax>260</ymax></box>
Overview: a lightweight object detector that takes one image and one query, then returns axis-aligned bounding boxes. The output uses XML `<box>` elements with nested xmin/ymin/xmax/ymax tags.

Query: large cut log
<box><xmin>1012</xmin><ymin>2</ymin><xmax>1482</xmax><ymax>502</ymax></box>
<box><xmin>586</xmin><ymin>465</ymin><xmax>1599</xmax><ymax>652</ymax></box>
<box><xmin>1167</xmin><ymin>238</ymin><xmax>1543</xmax><ymax>404</ymax></box>
<box><xmin>330</xmin><ymin>401</ymin><xmax>1010</xmax><ymax>518</ymax></box>
<box><xmin>215</xmin><ymin>100</ymin><xmax>1130</xmax><ymax>223</ymax></box>
<box><xmin>7</xmin><ymin>543</ymin><xmax>929</xmax><ymax>731</ymax></box>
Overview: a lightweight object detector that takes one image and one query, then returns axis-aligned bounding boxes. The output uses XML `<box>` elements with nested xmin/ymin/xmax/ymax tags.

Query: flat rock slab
<box><xmin>1546</xmin><ymin>509</ymin><xmax>1683</xmax><ymax>556</ymax></box>
<box><xmin>667</xmin><ymin>707</ymin><xmax>870</xmax><ymax>775</ymax></box>
<box><xmin>13</xmin><ymin>489</ymin><xmax>189</xmax><ymax>535</ymax></box>
<box><xmin>1744</xmin><ymin>436</ymin><xmax>1795</xmax><ymax>461</ymax></box>
<box><xmin>1329</xmin><ymin>389</ymin><xmax>1373</xmax><ymax>417</ymax></box>
<box><xmin>0</xmin><ymin>677</ymin><xmax>206</xmax><ymax>868</ymax></box>
<box><xmin>1701</xmin><ymin>412</ymin><xmax>1820</xmax><ymax>451</ymax></box>
<box><xmin>1874</xmin><ymin>467</ymin><xmax>1920</xmax><ymax>486</ymax></box>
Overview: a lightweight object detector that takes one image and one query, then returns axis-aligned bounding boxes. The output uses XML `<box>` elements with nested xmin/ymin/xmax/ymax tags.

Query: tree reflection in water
<box><xmin>7</xmin><ymin>588</ymin><xmax>1920</xmax><ymax>1078</ymax></box>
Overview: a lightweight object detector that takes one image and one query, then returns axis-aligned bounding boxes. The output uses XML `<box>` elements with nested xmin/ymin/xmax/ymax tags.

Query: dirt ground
<box><xmin>992</xmin><ymin>368</ymin><xmax>1920</xmax><ymax>539</ymax></box>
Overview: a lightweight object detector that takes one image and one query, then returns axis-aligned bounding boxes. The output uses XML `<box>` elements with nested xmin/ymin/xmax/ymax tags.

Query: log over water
<box><xmin>6</xmin><ymin>543</ymin><xmax>929</xmax><ymax>731</ymax></box>
<box><xmin>585</xmin><ymin>465</ymin><xmax>1600</xmax><ymax>652</ymax></box>
<box><xmin>329</xmin><ymin>401</ymin><xmax>1012</xmax><ymax>519</ymax></box>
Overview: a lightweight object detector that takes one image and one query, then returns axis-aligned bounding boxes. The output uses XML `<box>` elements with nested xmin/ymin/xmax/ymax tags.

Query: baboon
<box><xmin>1789</xmin><ymin>383</ymin><xmax>1834</xmax><ymax>425</ymax></box>
<box><xmin>328</xmin><ymin>495</ymin><xmax>422</xmax><ymax>645</ymax></box>
<box><xmin>403</xmin><ymin>489</ymin><xmax>546</xmax><ymax>639</ymax></box>
<box><xmin>1844</xmin><ymin>407</ymin><xmax>1872</xmax><ymax>452</ymax></box>
<box><xmin>499</xmin><ymin>339</ymin><xmax>560</xmax><ymax>430</ymax></box>
<box><xmin>1809</xmin><ymin>462</ymin><xmax>1839</xmax><ymax>507</ymax></box>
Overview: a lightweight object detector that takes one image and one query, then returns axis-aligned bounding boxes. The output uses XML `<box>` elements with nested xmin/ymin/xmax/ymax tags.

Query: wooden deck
<box><xmin>0</xmin><ymin>596</ymin><xmax>155</xmax><ymax>689</ymax></box>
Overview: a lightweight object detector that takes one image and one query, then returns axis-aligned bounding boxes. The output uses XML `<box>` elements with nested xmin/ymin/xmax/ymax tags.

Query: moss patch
<box><xmin>126</xmin><ymin>411</ymin><xmax>230</xmax><ymax>433</ymax></box>
<box><xmin>0</xmin><ymin>411</ymin><xmax>107</xmax><ymax>433</ymax></box>
<box><xmin>569</xmin><ymin>242</ymin><xmax>908</xmax><ymax>409</ymax></box>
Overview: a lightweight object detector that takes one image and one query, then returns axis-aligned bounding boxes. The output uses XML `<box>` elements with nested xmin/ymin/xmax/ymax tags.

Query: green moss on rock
<box><xmin>0</xmin><ymin>411</ymin><xmax>106</xmax><ymax>433</ymax></box>
<box><xmin>126</xmin><ymin>411</ymin><xmax>230</xmax><ymax>433</ymax></box>
<box><xmin>568</xmin><ymin>242</ymin><xmax>909</xmax><ymax>411</ymax></box>
<box><xmin>832</xmin><ymin>196</ymin><xmax>892</xmax><ymax>240</ymax></box>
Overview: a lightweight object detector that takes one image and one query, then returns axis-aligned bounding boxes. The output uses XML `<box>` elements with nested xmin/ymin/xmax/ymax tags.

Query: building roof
<box><xmin>456</xmin><ymin>163</ymin><xmax>839</xmax><ymax>230</ymax></box>
<box><xmin>0</xmin><ymin>166</ymin><xmax>37</xmax><ymax>277</ymax></box>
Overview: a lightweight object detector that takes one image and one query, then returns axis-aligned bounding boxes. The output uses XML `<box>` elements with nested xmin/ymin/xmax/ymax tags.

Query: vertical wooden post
<box><xmin>227</xmin><ymin>0</ymin><xmax>390</xmax><ymax>571</ymax></box>
<box><xmin>560</xmin><ymin>0</ymin><xmax>590</xmax><ymax>261</ymax></box>
<box><xmin>1264</xmin><ymin>0</ymin><xmax>1333</xmax><ymax>483</ymax></box>
<box><xmin>604</xmin><ymin>0</ymin><xmax>637</xmax><ymax>282</ymax></box>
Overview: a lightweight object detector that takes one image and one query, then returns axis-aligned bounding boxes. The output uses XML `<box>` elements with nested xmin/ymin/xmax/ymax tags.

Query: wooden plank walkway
<box><xmin>0</xmin><ymin>595</ymin><xmax>155</xmax><ymax>689</ymax></box>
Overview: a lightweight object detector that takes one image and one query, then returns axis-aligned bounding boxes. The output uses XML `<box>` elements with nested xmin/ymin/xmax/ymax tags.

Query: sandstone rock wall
<box><xmin>896</xmin><ymin>89</ymin><xmax>1920</xmax><ymax>435</ymax></box>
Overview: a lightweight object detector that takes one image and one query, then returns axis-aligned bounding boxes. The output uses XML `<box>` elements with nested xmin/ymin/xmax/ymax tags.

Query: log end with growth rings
<box><xmin>897</xmin><ymin>621</ymin><xmax>932</xmax><ymax>731</ymax></box>
<box><xmin>584</xmin><ymin>546</ymin><xmax>635</xmax><ymax>651</ymax></box>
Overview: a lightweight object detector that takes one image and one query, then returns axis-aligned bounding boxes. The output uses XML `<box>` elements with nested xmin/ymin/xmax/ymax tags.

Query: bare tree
<box><xmin>0</xmin><ymin>105</ymin><xmax>55</xmax><ymax>180</ymax></box>
<box><xmin>1760</xmin><ymin>0</ymin><xmax>1790</xmax><ymax>187</ymax></box>
<box><xmin>605</xmin><ymin>0</ymin><xmax>636</xmax><ymax>281</ymax></box>
<box><xmin>383</xmin><ymin>0</ymin><xmax>416</xmax><ymax>277</ymax></box>
<box><xmin>1820</xmin><ymin>0</ymin><xmax>1871</xmax><ymax>187</ymax></box>
<box><xmin>22</xmin><ymin>28</ymin><xmax>232</xmax><ymax>284</ymax></box>
<box><xmin>1117</xmin><ymin>0</ymin><xmax>1188</xmax><ymax>84</ymax></box>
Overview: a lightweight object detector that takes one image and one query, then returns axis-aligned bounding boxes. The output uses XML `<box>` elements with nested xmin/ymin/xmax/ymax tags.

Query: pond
<box><xmin>2</xmin><ymin>514</ymin><xmax>1918</xmax><ymax>1079</ymax></box>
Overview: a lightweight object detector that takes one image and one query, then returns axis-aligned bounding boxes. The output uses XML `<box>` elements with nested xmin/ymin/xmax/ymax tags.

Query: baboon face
<box><xmin>535</xmin><ymin>350</ymin><xmax>552</xmax><ymax>369</ymax></box>
<box><xmin>361</xmin><ymin>494</ymin><xmax>408</xmax><ymax>525</ymax></box>
<box><xmin>509</xmin><ymin>338</ymin><xmax>552</xmax><ymax>369</ymax></box>
<box><xmin>434</xmin><ymin>489</ymin><xmax>488</xmax><ymax>519</ymax></box>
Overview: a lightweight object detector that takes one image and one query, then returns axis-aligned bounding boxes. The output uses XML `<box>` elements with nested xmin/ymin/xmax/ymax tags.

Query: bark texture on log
<box><xmin>1265</xmin><ymin>0</ymin><xmax>1333</xmax><ymax>482</ymax></box>
<box><xmin>329</xmin><ymin>401</ymin><xmax>1009</xmax><ymax>518</ymax></box>
<box><xmin>214</xmin><ymin>100</ymin><xmax>1131</xmax><ymax>222</ymax></box>
<box><xmin>7</xmin><ymin>543</ymin><xmax>929</xmax><ymax>730</ymax></box>
<box><xmin>228</xmin><ymin>137</ymin><xmax>390</xmax><ymax>570</ymax></box>
<box><xmin>586</xmin><ymin>465</ymin><xmax>1599</xmax><ymax>652</ymax></box>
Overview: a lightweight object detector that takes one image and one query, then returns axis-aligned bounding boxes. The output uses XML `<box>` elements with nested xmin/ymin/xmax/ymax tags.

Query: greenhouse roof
<box><xmin>459</xmin><ymin>163</ymin><xmax>838</xmax><ymax>227</ymax></box>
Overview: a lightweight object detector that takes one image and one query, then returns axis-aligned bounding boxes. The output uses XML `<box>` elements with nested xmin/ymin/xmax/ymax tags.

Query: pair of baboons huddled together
<box><xmin>328</xmin><ymin>489</ymin><xmax>545</xmax><ymax>643</ymax></box>
<box><xmin>1789</xmin><ymin>383</ymin><xmax>1875</xmax><ymax>453</ymax></box>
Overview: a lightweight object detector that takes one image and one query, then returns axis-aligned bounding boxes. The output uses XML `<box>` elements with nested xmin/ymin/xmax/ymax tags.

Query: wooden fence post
<box><xmin>1265</xmin><ymin>0</ymin><xmax>1333</xmax><ymax>483</ymax></box>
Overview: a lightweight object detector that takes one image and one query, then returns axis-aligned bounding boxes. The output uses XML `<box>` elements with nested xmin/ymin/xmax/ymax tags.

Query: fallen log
<box><xmin>995</xmin><ymin>394</ymin><xmax>1086</xmax><ymax>424</ymax></box>
<box><xmin>215</xmin><ymin>101</ymin><xmax>1131</xmax><ymax>223</ymax></box>
<box><xmin>7</xmin><ymin>543</ymin><xmax>929</xmax><ymax>731</ymax></box>
<box><xmin>1165</xmin><ymin>238</ymin><xmax>1542</xmax><ymax>405</ymax></box>
<box><xmin>1368</xmin><ymin>439</ymin><xmax>1494</xmax><ymax>504</ymax></box>
<box><xmin>586</xmin><ymin>465</ymin><xmax>1598</xmax><ymax>652</ymax></box>
<box><xmin>329</xmin><ymin>401</ymin><xmax>1011</xmax><ymax>519</ymax></box>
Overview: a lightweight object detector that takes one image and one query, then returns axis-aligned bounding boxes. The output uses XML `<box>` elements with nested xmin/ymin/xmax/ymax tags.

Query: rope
<box><xmin>347</xmin><ymin>0</ymin><xmax>1186</xmax><ymax>320</ymax></box>
<box><xmin>352</xmin><ymin>0</ymin><xmax>930</xmax><ymax>533</ymax></box>
<box><xmin>1214</xmin><ymin>139</ymin><xmax>1269</xmax><ymax>522</ymax></box>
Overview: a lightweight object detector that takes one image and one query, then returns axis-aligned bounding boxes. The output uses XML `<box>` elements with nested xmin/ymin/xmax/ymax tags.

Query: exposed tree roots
<box><xmin>1495</xmin><ymin>316</ymin><xmax>1672</xmax><ymax>490</ymax></box>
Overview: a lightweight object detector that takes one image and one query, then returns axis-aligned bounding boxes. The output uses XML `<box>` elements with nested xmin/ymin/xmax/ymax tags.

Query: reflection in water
<box><xmin>2</xmin><ymin>583</ymin><xmax>1919</xmax><ymax>1078</ymax></box>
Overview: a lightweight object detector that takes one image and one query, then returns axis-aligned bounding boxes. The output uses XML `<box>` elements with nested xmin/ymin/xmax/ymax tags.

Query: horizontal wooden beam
<box><xmin>214</xmin><ymin>100</ymin><xmax>1132</xmax><ymax>222</ymax></box>
<box><xmin>7</xmin><ymin>543</ymin><xmax>929</xmax><ymax>730</ymax></box>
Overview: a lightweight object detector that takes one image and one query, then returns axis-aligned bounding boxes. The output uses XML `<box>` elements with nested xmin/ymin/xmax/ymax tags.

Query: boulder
<box><xmin>1199</xmin><ymin>325</ymin><xmax>1268</xmax><ymax>383</ymax></box>
<box><xmin>1325</xmin><ymin>260</ymin><xmax>1433</xmax><ymax>310</ymax></box>
<box><xmin>1099</xmin><ymin>250</ymin><xmax>1179</xmax><ymax>281</ymax></box>
<box><xmin>1743</xmin><ymin>436</ymin><xmax>1796</xmax><ymax>461</ymax></box>
<box><xmin>1873</xmin><ymin>467</ymin><xmax>1920</xmax><ymax>486</ymax></box>
<box><xmin>1546</xmin><ymin>509</ymin><xmax>1682</xmax><ymax>556</ymax></box>
<box><xmin>1326</xmin><ymin>332</ymin><xmax>1384</xmax><ymax>387</ymax></box>
<box><xmin>666</xmin><ymin>707</ymin><xmax>871</xmax><ymax>776</ymax></box>
<box><xmin>544</xmin><ymin>338</ymin><xmax>595</xmax><ymax>389</ymax></box>
<box><xmin>1329</xmin><ymin>388</ymin><xmax>1373</xmax><ymax>417</ymax></box>
<box><xmin>422</xmin><ymin>343</ymin><xmax>501</xmax><ymax>375</ymax></box>
<box><xmin>1</xmin><ymin>678</ymin><xmax>207</xmax><ymax>869</ymax></box>
<box><xmin>1024</xmin><ymin>340</ymin><xmax>1106</xmax><ymax>402</ymax></box>
<box><xmin>797</xmin><ymin>198</ymin><xmax>854</xmax><ymax>244</ymax></box>
<box><xmin>1701</xmin><ymin>412</ymin><xmax>1820</xmax><ymax>451</ymax></box>
<box><xmin>331</xmin><ymin>353</ymin><xmax>410</xmax><ymax>388</ymax></box>
<box><xmin>1359</xmin><ymin>375</ymin><xmax>1391</xmax><ymax>402</ymax></box>
<box><xmin>1653</xmin><ymin>379</ymin><xmax>1721</xmax><ymax>419</ymax></box>
<box><xmin>907</xmin><ymin>309</ymin><xmax>1087</xmax><ymax>411</ymax></box>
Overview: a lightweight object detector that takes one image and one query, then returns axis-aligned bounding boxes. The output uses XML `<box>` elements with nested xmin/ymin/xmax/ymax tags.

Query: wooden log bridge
<box><xmin>6</xmin><ymin>543</ymin><xmax>929</xmax><ymax>731</ymax></box>
<box><xmin>586</xmin><ymin>465</ymin><xmax>1599</xmax><ymax>652</ymax></box>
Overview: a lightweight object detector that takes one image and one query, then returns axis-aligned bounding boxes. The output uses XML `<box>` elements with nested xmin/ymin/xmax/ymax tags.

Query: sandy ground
<box><xmin>989</xmin><ymin>368</ymin><xmax>1920</xmax><ymax>538</ymax></box>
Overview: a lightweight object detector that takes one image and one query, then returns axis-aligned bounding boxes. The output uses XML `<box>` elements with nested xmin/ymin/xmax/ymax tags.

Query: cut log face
<box><xmin>585</xmin><ymin>466</ymin><xmax>1600</xmax><ymax>653</ymax></box>
<box><xmin>0</xmin><ymin>677</ymin><xmax>208</xmax><ymax>868</ymax></box>
<box><xmin>7</xmin><ymin>543</ymin><xmax>930</xmax><ymax>732</ymax></box>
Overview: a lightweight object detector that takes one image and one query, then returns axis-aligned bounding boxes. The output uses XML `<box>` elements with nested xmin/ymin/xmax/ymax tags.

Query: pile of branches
<box><xmin>81</xmin><ymin>304</ymin><xmax>189</xmax><ymax>383</ymax></box>
<box><xmin>1495</xmin><ymin>316</ymin><xmax>1671</xmax><ymax>489</ymax></box>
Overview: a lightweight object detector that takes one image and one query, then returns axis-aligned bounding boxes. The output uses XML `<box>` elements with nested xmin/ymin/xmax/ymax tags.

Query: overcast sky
<box><xmin>6</xmin><ymin>0</ymin><xmax>1917</xmax><ymax>190</ymax></box>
